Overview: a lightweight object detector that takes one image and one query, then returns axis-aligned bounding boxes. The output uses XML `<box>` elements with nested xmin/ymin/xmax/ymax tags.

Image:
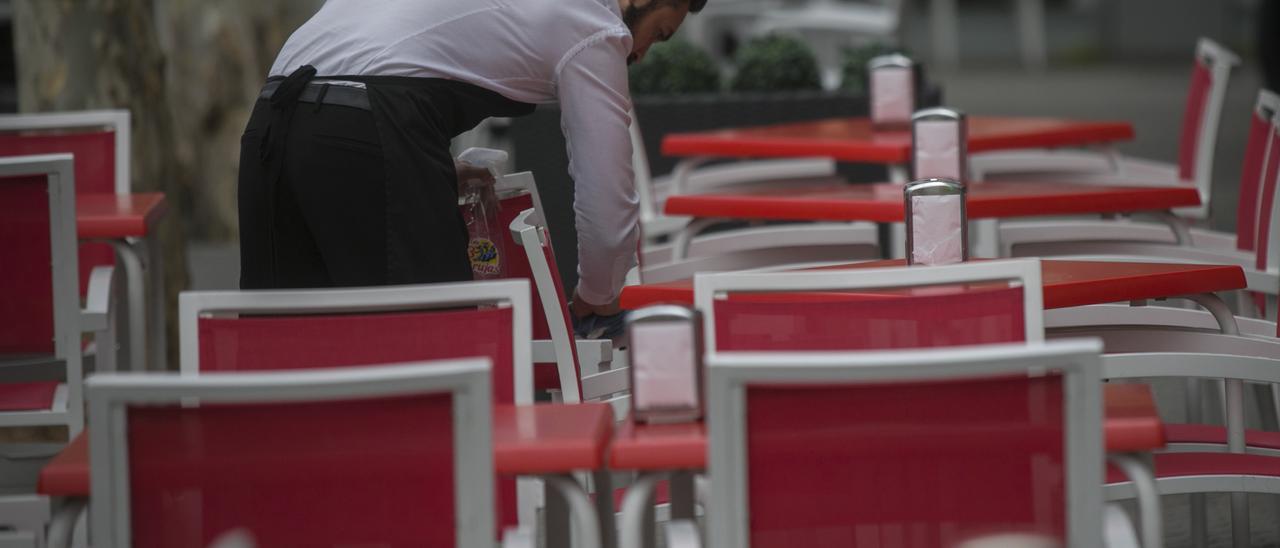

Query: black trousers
<box><xmin>237</xmin><ymin>95</ymin><xmax>471</xmax><ymax>289</ymax></box>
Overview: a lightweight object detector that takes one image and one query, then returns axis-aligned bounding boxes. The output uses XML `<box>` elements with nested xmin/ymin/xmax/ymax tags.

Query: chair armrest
<box><xmin>664</xmin><ymin>519</ymin><xmax>702</xmax><ymax>548</ymax></box>
<box><xmin>501</xmin><ymin>526</ymin><xmax>534</xmax><ymax>548</ymax></box>
<box><xmin>574</xmin><ymin>339</ymin><xmax>614</xmax><ymax>375</ymax></box>
<box><xmin>530</xmin><ymin>339</ymin><xmax>613</xmax><ymax>370</ymax></box>
<box><xmin>80</xmin><ymin>266</ymin><xmax>116</xmax><ymax>333</ymax></box>
<box><xmin>582</xmin><ymin>367</ymin><xmax>629</xmax><ymax>401</ymax></box>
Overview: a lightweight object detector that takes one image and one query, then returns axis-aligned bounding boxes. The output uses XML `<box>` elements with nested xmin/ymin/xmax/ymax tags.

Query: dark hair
<box><xmin>656</xmin><ymin>0</ymin><xmax>706</xmax><ymax>13</ymax></box>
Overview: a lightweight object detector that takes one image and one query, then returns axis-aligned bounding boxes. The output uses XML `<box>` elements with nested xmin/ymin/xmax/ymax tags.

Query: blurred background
<box><xmin>0</xmin><ymin>0</ymin><xmax>1266</xmax><ymax>291</ymax></box>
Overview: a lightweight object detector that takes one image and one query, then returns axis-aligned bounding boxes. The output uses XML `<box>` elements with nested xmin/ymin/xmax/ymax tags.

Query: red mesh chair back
<box><xmin>1255</xmin><ymin>121</ymin><xmax>1280</xmax><ymax>273</ymax></box>
<box><xmin>186</xmin><ymin>282</ymin><xmax>528</xmax><ymax>531</ymax></box>
<box><xmin>1178</xmin><ymin>59</ymin><xmax>1213</xmax><ymax>182</ymax></box>
<box><xmin>125</xmin><ymin>394</ymin><xmax>460</xmax><ymax>547</ymax></box>
<box><xmin>0</xmin><ymin>174</ymin><xmax>56</xmax><ymax>356</ymax></box>
<box><xmin>707</xmin><ymin>342</ymin><xmax>1104</xmax><ymax>548</ymax></box>
<box><xmin>1235</xmin><ymin>101</ymin><xmax>1277</xmax><ymax>251</ymax></box>
<box><xmin>0</xmin><ymin>130</ymin><xmax>117</xmax><ymax>293</ymax></box>
<box><xmin>713</xmin><ymin>284</ymin><xmax>1027</xmax><ymax>351</ymax></box>
<box><xmin>0</xmin><ymin>156</ymin><xmax>84</xmax><ymax>429</ymax></box>
<box><xmin>745</xmin><ymin>374</ymin><xmax>1066</xmax><ymax>547</ymax></box>
<box><xmin>197</xmin><ymin>307</ymin><xmax>515</xmax><ymax>402</ymax></box>
<box><xmin>90</xmin><ymin>360</ymin><xmax>493</xmax><ymax>548</ymax></box>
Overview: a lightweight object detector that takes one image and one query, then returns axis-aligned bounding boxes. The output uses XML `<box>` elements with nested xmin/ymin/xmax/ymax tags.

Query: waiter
<box><xmin>239</xmin><ymin>0</ymin><xmax>706</xmax><ymax>318</ymax></box>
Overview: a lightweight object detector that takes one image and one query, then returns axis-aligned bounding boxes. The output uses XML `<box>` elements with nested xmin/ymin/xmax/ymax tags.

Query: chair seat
<box><xmin>0</xmin><ymin>382</ymin><xmax>59</xmax><ymax>412</ymax></box>
<box><xmin>1107</xmin><ymin>452</ymin><xmax>1280</xmax><ymax>484</ymax></box>
<box><xmin>1164</xmin><ymin>423</ymin><xmax>1280</xmax><ymax>451</ymax></box>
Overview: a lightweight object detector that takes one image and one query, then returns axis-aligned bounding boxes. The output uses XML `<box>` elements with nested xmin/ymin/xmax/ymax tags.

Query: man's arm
<box><xmin>556</xmin><ymin>28</ymin><xmax>640</xmax><ymax>314</ymax></box>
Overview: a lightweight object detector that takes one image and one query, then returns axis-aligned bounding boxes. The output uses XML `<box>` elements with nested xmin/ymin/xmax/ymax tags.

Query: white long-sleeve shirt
<box><xmin>271</xmin><ymin>0</ymin><xmax>639</xmax><ymax>305</ymax></box>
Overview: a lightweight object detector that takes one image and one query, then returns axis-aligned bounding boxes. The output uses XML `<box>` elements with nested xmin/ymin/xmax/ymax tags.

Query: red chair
<box><xmin>695</xmin><ymin>259</ymin><xmax>1044</xmax><ymax>354</ymax></box>
<box><xmin>0</xmin><ymin>154</ymin><xmax>117</xmax><ymax>546</ymax></box>
<box><xmin>501</xmin><ymin>172</ymin><xmax>627</xmax><ymax>408</ymax></box>
<box><xmin>0</xmin><ymin>110</ymin><xmax>156</xmax><ymax>372</ymax></box>
<box><xmin>973</xmin><ymin>38</ymin><xmax>1240</xmax><ymax>223</ymax></box>
<box><xmin>692</xmin><ymin>340</ymin><xmax>1116</xmax><ymax>547</ymax></box>
<box><xmin>1000</xmin><ymin>90</ymin><xmax>1280</xmax><ymax>322</ymax></box>
<box><xmin>680</xmin><ymin>260</ymin><xmax>1175</xmax><ymax>547</ymax></box>
<box><xmin>177</xmin><ymin>279</ymin><xmax>535</xmax><ymax>531</ymax></box>
<box><xmin>85</xmin><ymin>358</ymin><xmax>501</xmax><ymax>547</ymax></box>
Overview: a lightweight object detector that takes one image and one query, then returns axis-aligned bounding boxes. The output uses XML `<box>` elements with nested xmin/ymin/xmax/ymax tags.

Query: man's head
<box><xmin>620</xmin><ymin>0</ymin><xmax>706</xmax><ymax>65</ymax></box>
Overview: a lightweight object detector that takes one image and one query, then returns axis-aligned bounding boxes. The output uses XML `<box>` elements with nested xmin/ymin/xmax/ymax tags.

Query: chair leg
<box><xmin>1231</xmin><ymin>492</ymin><xmax>1250</xmax><ymax>548</ymax></box>
<box><xmin>620</xmin><ymin>473</ymin><xmax>660</xmax><ymax>548</ymax></box>
<box><xmin>592</xmin><ymin>469</ymin><xmax>617</xmax><ymax>548</ymax></box>
<box><xmin>106</xmin><ymin>240</ymin><xmax>147</xmax><ymax>372</ymax></box>
<box><xmin>46</xmin><ymin>500</ymin><xmax>86</xmax><ymax>548</ymax></box>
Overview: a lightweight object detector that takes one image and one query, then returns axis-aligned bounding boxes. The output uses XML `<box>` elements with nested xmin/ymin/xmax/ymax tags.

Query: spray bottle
<box><xmin>456</xmin><ymin>147</ymin><xmax>510</xmax><ymax>279</ymax></box>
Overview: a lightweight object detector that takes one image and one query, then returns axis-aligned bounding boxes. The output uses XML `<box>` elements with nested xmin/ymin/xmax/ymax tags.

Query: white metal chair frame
<box><xmin>629</xmin><ymin>114</ymin><xmax>880</xmax><ymax>267</ymax></box>
<box><xmin>0</xmin><ymin>110</ymin><xmax>160</xmax><ymax>373</ymax></box>
<box><xmin>1099</xmin><ymin>350</ymin><xmax>1280</xmax><ymax>548</ymax></box>
<box><xmin>509</xmin><ymin>209</ymin><xmax>628</xmax><ymax>408</ymax></box>
<box><xmin>86</xmin><ymin>359</ymin><xmax>497</xmax><ymax>548</ymax></box>
<box><xmin>0</xmin><ymin>154</ymin><xmax>119</xmax><ymax>548</ymax></box>
<box><xmin>0</xmin><ymin>154</ymin><xmax>120</xmax><ymax>433</ymax></box>
<box><xmin>500</xmin><ymin>172</ymin><xmax>623</xmax><ymax>403</ymax></box>
<box><xmin>693</xmin><ymin>258</ymin><xmax>1046</xmax><ymax>354</ymax></box>
<box><xmin>996</xmin><ymin>89</ymin><xmax>1280</xmax><ymax>264</ymax></box>
<box><xmin>972</xmin><ymin>39</ymin><xmax>1242</xmax><ymax>261</ymax></box>
<box><xmin>700</xmin><ymin>340</ymin><xmax>1108</xmax><ymax>547</ymax></box>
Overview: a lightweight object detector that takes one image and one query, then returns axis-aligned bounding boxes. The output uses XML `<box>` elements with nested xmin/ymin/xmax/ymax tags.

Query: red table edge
<box><xmin>661</xmin><ymin>119</ymin><xmax>1136</xmax><ymax>164</ymax></box>
<box><xmin>493</xmin><ymin>403</ymin><xmax>616</xmax><ymax>475</ymax></box>
<box><xmin>38</xmin><ymin>402</ymin><xmax>617</xmax><ymax>497</ymax></box>
<box><xmin>76</xmin><ymin>192</ymin><xmax>168</xmax><ymax>240</ymax></box>
<box><xmin>621</xmin><ymin>261</ymin><xmax>1248</xmax><ymax>312</ymax></box>
<box><xmin>662</xmin><ymin>185</ymin><xmax>1202</xmax><ymax>224</ymax></box>
<box><xmin>608</xmin><ymin>383</ymin><xmax>1166</xmax><ymax>471</ymax></box>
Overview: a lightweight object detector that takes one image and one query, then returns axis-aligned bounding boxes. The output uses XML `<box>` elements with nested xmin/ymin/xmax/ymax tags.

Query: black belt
<box><xmin>260</xmin><ymin>79</ymin><xmax>372</xmax><ymax>111</ymax></box>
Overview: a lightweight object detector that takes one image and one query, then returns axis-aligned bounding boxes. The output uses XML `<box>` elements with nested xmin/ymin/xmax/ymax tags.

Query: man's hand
<box><xmin>569</xmin><ymin>288</ymin><xmax>621</xmax><ymax>320</ymax></box>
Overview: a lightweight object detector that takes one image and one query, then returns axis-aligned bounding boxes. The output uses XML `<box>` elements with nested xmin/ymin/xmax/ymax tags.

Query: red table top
<box><xmin>37</xmin><ymin>402</ymin><xmax>614</xmax><ymax>498</ymax></box>
<box><xmin>664</xmin><ymin>180</ymin><xmax>1202</xmax><ymax>223</ymax></box>
<box><xmin>611</xmin><ymin>383</ymin><xmax>1165</xmax><ymax>470</ymax></box>
<box><xmin>76</xmin><ymin>192</ymin><xmax>167</xmax><ymax>240</ymax></box>
<box><xmin>621</xmin><ymin>259</ymin><xmax>1246</xmax><ymax>311</ymax></box>
<box><xmin>661</xmin><ymin>116</ymin><xmax>1136</xmax><ymax>164</ymax></box>
<box><xmin>492</xmin><ymin>402</ymin><xmax>614</xmax><ymax>474</ymax></box>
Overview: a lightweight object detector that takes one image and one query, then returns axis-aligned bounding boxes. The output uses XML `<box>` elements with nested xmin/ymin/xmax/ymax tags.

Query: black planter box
<box><xmin>509</xmin><ymin>86</ymin><xmax>944</xmax><ymax>293</ymax></box>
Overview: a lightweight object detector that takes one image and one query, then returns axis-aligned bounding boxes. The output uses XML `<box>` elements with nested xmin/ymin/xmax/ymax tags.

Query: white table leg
<box><xmin>142</xmin><ymin>235</ymin><xmax>166</xmax><ymax>370</ymax></box>
<box><xmin>620</xmin><ymin>473</ymin><xmax>661</xmax><ymax>548</ymax></box>
<box><xmin>971</xmin><ymin>219</ymin><xmax>1000</xmax><ymax>258</ymax></box>
<box><xmin>544</xmin><ymin>474</ymin><xmax>602</xmax><ymax>548</ymax></box>
<box><xmin>106</xmin><ymin>239</ymin><xmax>146</xmax><ymax>372</ymax></box>
<box><xmin>593</xmin><ymin>469</ymin><xmax>617</xmax><ymax>548</ymax></box>
<box><xmin>1185</xmin><ymin>293</ymin><xmax>1250</xmax><ymax>547</ymax></box>
<box><xmin>888</xmin><ymin>222</ymin><xmax>907</xmax><ymax>259</ymax></box>
<box><xmin>1108</xmin><ymin>454</ymin><xmax>1161</xmax><ymax>548</ymax></box>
